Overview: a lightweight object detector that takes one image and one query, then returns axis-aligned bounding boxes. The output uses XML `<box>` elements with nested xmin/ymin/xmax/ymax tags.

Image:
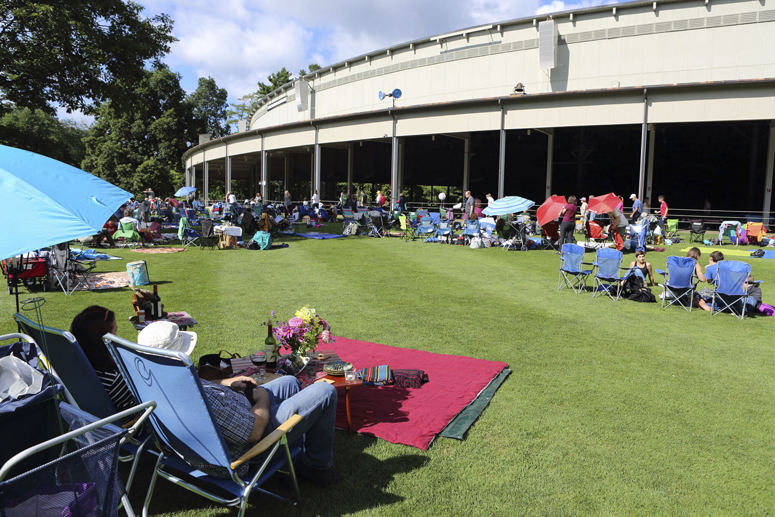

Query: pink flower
<box><xmin>320</xmin><ymin>330</ymin><xmax>333</xmax><ymax>343</ymax></box>
<box><xmin>289</xmin><ymin>317</ymin><xmax>304</xmax><ymax>328</ymax></box>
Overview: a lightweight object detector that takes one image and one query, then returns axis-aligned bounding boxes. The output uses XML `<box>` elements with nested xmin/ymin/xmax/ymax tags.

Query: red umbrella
<box><xmin>536</xmin><ymin>195</ymin><xmax>567</xmax><ymax>227</ymax></box>
<box><xmin>587</xmin><ymin>193</ymin><xmax>620</xmax><ymax>215</ymax></box>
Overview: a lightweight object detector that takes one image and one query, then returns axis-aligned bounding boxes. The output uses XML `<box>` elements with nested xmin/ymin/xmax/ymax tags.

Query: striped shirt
<box><xmin>94</xmin><ymin>368</ymin><xmax>136</xmax><ymax>412</ymax></box>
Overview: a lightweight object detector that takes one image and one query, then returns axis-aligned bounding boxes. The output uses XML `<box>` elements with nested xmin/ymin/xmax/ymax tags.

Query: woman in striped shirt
<box><xmin>70</xmin><ymin>306</ymin><xmax>136</xmax><ymax>412</ymax></box>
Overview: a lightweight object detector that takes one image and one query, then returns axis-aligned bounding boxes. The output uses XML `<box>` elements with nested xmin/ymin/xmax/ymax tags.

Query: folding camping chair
<box><xmin>48</xmin><ymin>243</ymin><xmax>98</xmax><ymax>295</ymax></box>
<box><xmin>365</xmin><ymin>211</ymin><xmax>383</xmax><ymax>238</ymax></box>
<box><xmin>0</xmin><ymin>401</ymin><xmax>154</xmax><ymax>517</ymax></box>
<box><xmin>461</xmin><ymin>219</ymin><xmax>480</xmax><ymax>245</ymax></box>
<box><xmin>177</xmin><ymin>217</ymin><xmax>200</xmax><ymax>248</ymax></box>
<box><xmin>540</xmin><ymin>221</ymin><xmax>560</xmax><ymax>251</ymax></box>
<box><xmin>13</xmin><ymin>313</ymin><xmax>154</xmax><ymax>496</ymax></box>
<box><xmin>656</xmin><ymin>256</ymin><xmax>698</xmax><ymax>311</ymax></box>
<box><xmin>746</xmin><ymin>222</ymin><xmax>767</xmax><ymax>245</ymax></box>
<box><xmin>558</xmin><ymin>244</ymin><xmax>592</xmax><ymax>293</ymax></box>
<box><xmin>592</xmin><ymin>248</ymin><xmax>632</xmax><ymax>301</ymax></box>
<box><xmin>689</xmin><ymin>221</ymin><xmax>706</xmax><ymax>243</ymax></box>
<box><xmin>711</xmin><ymin>260</ymin><xmax>754</xmax><ymax>320</ymax></box>
<box><xmin>628</xmin><ymin>223</ymin><xmax>647</xmax><ymax>253</ymax></box>
<box><xmin>416</xmin><ymin>217</ymin><xmax>436</xmax><ymax>242</ymax></box>
<box><xmin>112</xmin><ymin>222</ymin><xmax>141</xmax><ymax>246</ymax></box>
<box><xmin>199</xmin><ymin>219</ymin><xmax>217</xmax><ymax>250</ymax></box>
<box><xmin>435</xmin><ymin>220</ymin><xmax>454</xmax><ymax>244</ymax></box>
<box><xmin>103</xmin><ymin>334</ymin><xmax>304</xmax><ymax>517</ymax></box>
<box><xmin>398</xmin><ymin>215</ymin><xmax>415</xmax><ymax>241</ymax></box>
<box><xmin>506</xmin><ymin>220</ymin><xmax>530</xmax><ymax>251</ymax></box>
<box><xmin>664</xmin><ymin>219</ymin><xmax>679</xmax><ymax>239</ymax></box>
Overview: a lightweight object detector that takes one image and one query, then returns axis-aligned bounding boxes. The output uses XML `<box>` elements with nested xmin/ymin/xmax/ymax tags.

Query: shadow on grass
<box><xmin>123</xmin><ymin>432</ymin><xmax>428</xmax><ymax>516</ymax></box>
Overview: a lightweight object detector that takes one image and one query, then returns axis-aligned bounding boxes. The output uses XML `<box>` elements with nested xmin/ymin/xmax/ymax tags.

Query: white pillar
<box><xmin>261</xmin><ymin>151</ymin><xmax>268</xmax><ymax>200</ymax></box>
<box><xmin>314</xmin><ymin>145</ymin><xmax>321</xmax><ymax>199</ymax></box>
<box><xmin>225</xmin><ymin>155</ymin><xmax>231</xmax><ymax>196</ymax></box>
<box><xmin>498</xmin><ymin>106</ymin><xmax>506</xmax><ymax>199</ymax></box>
<box><xmin>546</xmin><ymin>130</ymin><xmax>554</xmax><ymax>199</ymax></box>
<box><xmin>284</xmin><ymin>156</ymin><xmax>289</xmax><ymax>195</ymax></box>
<box><xmin>203</xmin><ymin>161</ymin><xmax>209</xmax><ymax>205</ymax></box>
<box><xmin>764</xmin><ymin>121</ymin><xmax>775</xmax><ymax>225</ymax></box>
<box><xmin>347</xmin><ymin>145</ymin><xmax>354</xmax><ymax>195</ymax></box>
<box><xmin>390</xmin><ymin>118</ymin><xmax>399</xmax><ymax>209</ymax></box>
<box><xmin>398</xmin><ymin>137</ymin><xmax>405</xmax><ymax>195</ymax></box>
<box><xmin>638</xmin><ymin>90</ymin><xmax>649</xmax><ymax>201</ymax></box>
<box><xmin>463</xmin><ymin>137</ymin><xmax>470</xmax><ymax>193</ymax></box>
<box><xmin>646</xmin><ymin>124</ymin><xmax>656</xmax><ymax>207</ymax></box>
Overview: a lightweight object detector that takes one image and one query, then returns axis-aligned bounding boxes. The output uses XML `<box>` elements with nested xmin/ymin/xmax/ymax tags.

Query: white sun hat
<box><xmin>137</xmin><ymin>321</ymin><xmax>197</xmax><ymax>357</ymax></box>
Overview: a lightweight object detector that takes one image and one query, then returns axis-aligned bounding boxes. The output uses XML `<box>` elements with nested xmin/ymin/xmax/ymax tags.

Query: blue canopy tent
<box><xmin>482</xmin><ymin>196</ymin><xmax>535</xmax><ymax>217</ymax></box>
<box><xmin>0</xmin><ymin>145</ymin><xmax>132</xmax><ymax>261</ymax></box>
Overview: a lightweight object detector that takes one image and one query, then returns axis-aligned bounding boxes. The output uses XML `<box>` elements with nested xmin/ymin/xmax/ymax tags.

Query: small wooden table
<box><xmin>317</xmin><ymin>375</ymin><xmax>363</xmax><ymax>435</ymax></box>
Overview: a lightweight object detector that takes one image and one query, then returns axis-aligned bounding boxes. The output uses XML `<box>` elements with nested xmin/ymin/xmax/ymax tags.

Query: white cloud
<box><xmin>56</xmin><ymin>106</ymin><xmax>94</xmax><ymax>126</ymax></box>
<box><xmin>136</xmin><ymin>0</ymin><xmax>625</xmax><ymax>102</ymax></box>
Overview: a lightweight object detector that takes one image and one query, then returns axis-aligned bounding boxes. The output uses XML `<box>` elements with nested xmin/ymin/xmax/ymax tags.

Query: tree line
<box><xmin>0</xmin><ymin>0</ymin><xmax>319</xmax><ymax>198</ymax></box>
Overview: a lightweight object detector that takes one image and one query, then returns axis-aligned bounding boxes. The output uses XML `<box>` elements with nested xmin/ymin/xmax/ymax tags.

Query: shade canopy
<box><xmin>587</xmin><ymin>193</ymin><xmax>620</xmax><ymax>215</ymax></box>
<box><xmin>536</xmin><ymin>196</ymin><xmax>567</xmax><ymax>227</ymax></box>
<box><xmin>482</xmin><ymin>196</ymin><xmax>535</xmax><ymax>217</ymax></box>
<box><xmin>0</xmin><ymin>145</ymin><xmax>132</xmax><ymax>261</ymax></box>
<box><xmin>174</xmin><ymin>186</ymin><xmax>197</xmax><ymax>197</ymax></box>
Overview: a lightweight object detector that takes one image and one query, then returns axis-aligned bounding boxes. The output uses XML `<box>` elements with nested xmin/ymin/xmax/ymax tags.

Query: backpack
<box><xmin>751</xmin><ymin>249</ymin><xmax>765</xmax><ymax>258</ymax></box>
<box><xmin>343</xmin><ymin>222</ymin><xmax>358</xmax><ymax>236</ymax></box>
<box><xmin>624</xmin><ymin>275</ymin><xmax>656</xmax><ymax>303</ymax></box>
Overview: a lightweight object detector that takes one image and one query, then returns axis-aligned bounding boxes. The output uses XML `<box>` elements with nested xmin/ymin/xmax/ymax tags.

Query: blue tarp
<box><xmin>292</xmin><ymin>233</ymin><xmax>346</xmax><ymax>240</ymax></box>
<box><xmin>1</xmin><ymin>145</ymin><xmax>131</xmax><ymax>260</ymax></box>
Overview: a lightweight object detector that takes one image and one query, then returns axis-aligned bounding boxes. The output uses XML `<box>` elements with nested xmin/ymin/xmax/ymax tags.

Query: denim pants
<box><xmin>260</xmin><ymin>376</ymin><xmax>337</xmax><ymax>470</ymax></box>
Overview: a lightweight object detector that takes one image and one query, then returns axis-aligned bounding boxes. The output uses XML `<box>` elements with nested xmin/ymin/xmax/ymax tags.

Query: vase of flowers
<box><xmin>273</xmin><ymin>307</ymin><xmax>333</xmax><ymax>358</ymax></box>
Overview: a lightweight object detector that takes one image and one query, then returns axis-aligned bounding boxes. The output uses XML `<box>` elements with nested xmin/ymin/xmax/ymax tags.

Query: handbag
<box><xmin>357</xmin><ymin>365</ymin><xmax>394</xmax><ymax>386</ymax></box>
<box><xmin>198</xmin><ymin>350</ymin><xmax>241</xmax><ymax>381</ymax></box>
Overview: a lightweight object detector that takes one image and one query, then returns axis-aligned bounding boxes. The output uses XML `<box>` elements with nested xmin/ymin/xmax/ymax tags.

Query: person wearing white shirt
<box><xmin>486</xmin><ymin>193</ymin><xmax>495</xmax><ymax>206</ymax></box>
<box><xmin>119</xmin><ymin>208</ymin><xmax>141</xmax><ymax>231</ymax></box>
<box><xmin>312</xmin><ymin>190</ymin><xmax>320</xmax><ymax>207</ymax></box>
<box><xmin>227</xmin><ymin>192</ymin><xmax>237</xmax><ymax>204</ymax></box>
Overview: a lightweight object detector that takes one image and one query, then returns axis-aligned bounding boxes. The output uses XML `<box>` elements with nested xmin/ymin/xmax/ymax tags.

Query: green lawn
<box><xmin>2</xmin><ymin>228</ymin><xmax>774</xmax><ymax>516</ymax></box>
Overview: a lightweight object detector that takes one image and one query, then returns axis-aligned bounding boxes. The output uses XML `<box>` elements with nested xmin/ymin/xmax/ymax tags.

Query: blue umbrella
<box><xmin>482</xmin><ymin>196</ymin><xmax>535</xmax><ymax>217</ymax></box>
<box><xmin>0</xmin><ymin>145</ymin><xmax>132</xmax><ymax>260</ymax></box>
<box><xmin>174</xmin><ymin>186</ymin><xmax>197</xmax><ymax>197</ymax></box>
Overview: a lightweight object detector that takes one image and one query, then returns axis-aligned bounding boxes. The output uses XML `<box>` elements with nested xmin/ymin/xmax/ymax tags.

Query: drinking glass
<box><xmin>258</xmin><ymin>366</ymin><xmax>266</xmax><ymax>382</ymax></box>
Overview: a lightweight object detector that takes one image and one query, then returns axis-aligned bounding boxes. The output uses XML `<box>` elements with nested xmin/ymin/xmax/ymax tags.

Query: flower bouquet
<box><xmin>273</xmin><ymin>307</ymin><xmax>333</xmax><ymax>357</ymax></box>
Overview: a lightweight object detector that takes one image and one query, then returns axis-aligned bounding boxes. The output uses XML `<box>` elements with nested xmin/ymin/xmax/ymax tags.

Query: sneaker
<box><xmin>297</xmin><ymin>463</ymin><xmax>343</xmax><ymax>488</ymax></box>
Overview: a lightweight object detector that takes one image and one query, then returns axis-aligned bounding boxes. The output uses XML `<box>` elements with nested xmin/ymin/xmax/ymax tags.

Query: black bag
<box><xmin>624</xmin><ymin>275</ymin><xmax>656</xmax><ymax>303</ymax></box>
<box><xmin>246</xmin><ymin>240</ymin><xmax>260</xmax><ymax>250</ymax></box>
<box><xmin>751</xmin><ymin>249</ymin><xmax>765</xmax><ymax>257</ymax></box>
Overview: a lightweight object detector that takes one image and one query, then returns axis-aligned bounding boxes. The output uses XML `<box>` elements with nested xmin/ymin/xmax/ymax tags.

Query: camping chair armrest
<box><xmin>656</xmin><ymin>269</ymin><xmax>666</xmax><ymax>276</ymax></box>
<box><xmin>230</xmin><ymin>414</ymin><xmax>303</xmax><ymax>470</ymax></box>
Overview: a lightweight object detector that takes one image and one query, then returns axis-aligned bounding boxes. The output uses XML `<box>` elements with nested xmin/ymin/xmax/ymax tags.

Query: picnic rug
<box><xmin>72</xmin><ymin>271</ymin><xmax>129</xmax><ymax>291</ymax></box>
<box><xmin>679</xmin><ymin>246</ymin><xmax>756</xmax><ymax>258</ymax></box>
<box><xmin>749</xmin><ymin>249</ymin><xmax>775</xmax><ymax>259</ymax></box>
<box><xmin>131</xmin><ymin>247</ymin><xmax>187</xmax><ymax>254</ymax></box>
<box><xmin>292</xmin><ymin>233</ymin><xmax>346</xmax><ymax>240</ymax></box>
<box><xmin>325</xmin><ymin>337</ymin><xmax>508</xmax><ymax>450</ymax></box>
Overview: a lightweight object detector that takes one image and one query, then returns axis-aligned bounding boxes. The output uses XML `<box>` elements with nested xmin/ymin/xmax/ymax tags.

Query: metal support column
<box><xmin>314</xmin><ymin>137</ymin><xmax>321</xmax><ymax>199</ymax></box>
<box><xmin>764</xmin><ymin>121</ymin><xmax>775</xmax><ymax>224</ymax></box>
<box><xmin>638</xmin><ymin>89</ymin><xmax>649</xmax><ymax>201</ymax></box>
<box><xmin>546</xmin><ymin>130</ymin><xmax>554</xmax><ymax>199</ymax></box>
<box><xmin>284</xmin><ymin>156</ymin><xmax>289</xmax><ymax>193</ymax></box>
<box><xmin>347</xmin><ymin>145</ymin><xmax>353</xmax><ymax>195</ymax></box>
<box><xmin>398</xmin><ymin>137</ymin><xmax>405</xmax><ymax>196</ymax></box>
<box><xmin>390</xmin><ymin>111</ymin><xmax>398</xmax><ymax>208</ymax></box>
<box><xmin>498</xmin><ymin>103</ymin><xmax>506</xmax><ymax>199</ymax></box>
<box><xmin>261</xmin><ymin>135</ymin><xmax>268</xmax><ymax>200</ymax></box>
<box><xmin>463</xmin><ymin>137</ymin><xmax>470</xmax><ymax>193</ymax></box>
<box><xmin>225</xmin><ymin>151</ymin><xmax>231</xmax><ymax>197</ymax></box>
<box><xmin>646</xmin><ymin>124</ymin><xmax>656</xmax><ymax>205</ymax></box>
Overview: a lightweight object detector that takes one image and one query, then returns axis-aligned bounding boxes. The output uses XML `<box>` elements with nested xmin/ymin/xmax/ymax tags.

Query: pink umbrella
<box><xmin>537</xmin><ymin>196</ymin><xmax>567</xmax><ymax>227</ymax></box>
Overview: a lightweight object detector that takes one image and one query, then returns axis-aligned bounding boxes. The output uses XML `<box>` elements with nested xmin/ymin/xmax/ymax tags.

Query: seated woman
<box><xmin>148</xmin><ymin>218</ymin><xmax>163</xmax><ymax>240</ymax></box>
<box><xmin>627</xmin><ymin>250</ymin><xmax>655</xmax><ymax>286</ymax></box>
<box><xmin>258</xmin><ymin>209</ymin><xmax>275</xmax><ymax>233</ymax></box>
<box><xmin>70</xmin><ymin>306</ymin><xmax>137</xmax><ymax>412</ymax></box>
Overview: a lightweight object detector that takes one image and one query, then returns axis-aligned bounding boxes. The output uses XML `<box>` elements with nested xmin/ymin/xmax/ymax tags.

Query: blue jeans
<box><xmin>260</xmin><ymin>376</ymin><xmax>337</xmax><ymax>470</ymax></box>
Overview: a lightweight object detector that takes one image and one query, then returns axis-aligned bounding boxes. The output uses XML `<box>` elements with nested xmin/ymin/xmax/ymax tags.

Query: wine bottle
<box><xmin>151</xmin><ymin>284</ymin><xmax>162</xmax><ymax>320</ymax></box>
<box><xmin>265</xmin><ymin>317</ymin><xmax>278</xmax><ymax>369</ymax></box>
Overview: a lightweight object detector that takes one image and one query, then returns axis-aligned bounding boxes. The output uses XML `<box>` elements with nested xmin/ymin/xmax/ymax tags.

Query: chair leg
<box><xmin>142</xmin><ymin>454</ymin><xmax>164</xmax><ymax>517</ymax></box>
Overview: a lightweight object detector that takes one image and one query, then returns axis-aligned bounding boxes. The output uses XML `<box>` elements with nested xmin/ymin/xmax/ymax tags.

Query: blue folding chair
<box><xmin>461</xmin><ymin>219</ymin><xmax>480</xmax><ymax>245</ymax></box>
<box><xmin>592</xmin><ymin>248</ymin><xmax>632</xmax><ymax>300</ymax></box>
<box><xmin>656</xmin><ymin>256</ymin><xmax>698</xmax><ymax>311</ymax></box>
<box><xmin>435</xmin><ymin>220</ymin><xmax>454</xmax><ymax>244</ymax></box>
<box><xmin>416</xmin><ymin>218</ymin><xmax>436</xmax><ymax>242</ymax></box>
<box><xmin>628</xmin><ymin>224</ymin><xmax>647</xmax><ymax>252</ymax></box>
<box><xmin>558</xmin><ymin>244</ymin><xmax>592</xmax><ymax>293</ymax></box>
<box><xmin>103</xmin><ymin>334</ymin><xmax>304</xmax><ymax>517</ymax></box>
<box><xmin>342</xmin><ymin>207</ymin><xmax>355</xmax><ymax>225</ymax></box>
<box><xmin>711</xmin><ymin>260</ymin><xmax>753</xmax><ymax>320</ymax></box>
<box><xmin>429</xmin><ymin>212</ymin><xmax>441</xmax><ymax>225</ymax></box>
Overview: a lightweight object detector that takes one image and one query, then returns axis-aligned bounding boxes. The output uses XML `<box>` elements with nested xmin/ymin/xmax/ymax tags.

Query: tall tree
<box><xmin>256</xmin><ymin>68</ymin><xmax>293</xmax><ymax>97</ymax></box>
<box><xmin>82</xmin><ymin>66</ymin><xmax>193</xmax><ymax>197</ymax></box>
<box><xmin>298</xmin><ymin>63</ymin><xmax>322</xmax><ymax>77</ymax></box>
<box><xmin>0</xmin><ymin>0</ymin><xmax>175</xmax><ymax>114</ymax></box>
<box><xmin>187</xmin><ymin>77</ymin><xmax>229</xmax><ymax>139</ymax></box>
<box><xmin>0</xmin><ymin>108</ymin><xmax>88</xmax><ymax>166</ymax></box>
<box><xmin>226</xmin><ymin>92</ymin><xmax>259</xmax><ymax>126</ymax></box>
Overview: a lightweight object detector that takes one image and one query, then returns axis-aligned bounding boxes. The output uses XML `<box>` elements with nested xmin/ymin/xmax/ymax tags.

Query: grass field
<box><xmin>2</xmin><ymin>227</ymin><xmax>774</xmax><ymax>516</ymax></box>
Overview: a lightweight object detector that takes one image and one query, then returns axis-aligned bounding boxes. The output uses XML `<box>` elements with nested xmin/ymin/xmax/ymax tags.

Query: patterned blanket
<box><xmin>131</xmin><ymin>247</ymin><xmax>187</xmax><ymax>254</ymax></box>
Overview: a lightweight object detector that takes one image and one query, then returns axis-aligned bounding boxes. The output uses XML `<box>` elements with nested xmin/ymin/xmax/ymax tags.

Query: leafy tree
<box><xmin>256</xmin><ymin>68</ymin><xmax>293</xmax><ymax>97</ymax></box>
<box><xmin>226</xmin><ymin>92</ymin><xmax>259</xmax><ymax>126</ymax></box>
<box><xmin>82</xmin><ymin>65</ymin><xmax>193</xmax><ymax>197</ymax></box>
<box><xmin>0</xmin><ymin>0</ymin><xmax>175</xmax><ymax>114</ymax></box>
<box><xmin>187</xmin><ymin>76</ymin><xmax>229</xmax><ymax>138</ymax></box>
<box><xmin>0</xmin><ymin>108</ymin><xmax>88</xmax><ymax>166</ymax></box>
<box><xmin>298</xmin><ymin>63</ymin><xmax>322</xmax><ymax>77</ymax></box>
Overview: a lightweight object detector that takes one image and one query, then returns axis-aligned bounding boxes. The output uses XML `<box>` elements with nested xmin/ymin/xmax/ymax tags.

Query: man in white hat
<box><xmin>137</xmin><ymin>321</ymin><xmax>341</xmax><ymax>487</ymax></box>
<box><xmin>629</xmin><ymin>193</ymin><xmax>642</xmax><ymax>224</ymax></box>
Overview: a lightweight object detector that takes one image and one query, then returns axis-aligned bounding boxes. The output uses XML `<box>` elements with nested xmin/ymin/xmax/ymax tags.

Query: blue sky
<box><xmin>59</xmin><ymin>0</ymin><xmax>621</xmax><ymax>122</ymax></box>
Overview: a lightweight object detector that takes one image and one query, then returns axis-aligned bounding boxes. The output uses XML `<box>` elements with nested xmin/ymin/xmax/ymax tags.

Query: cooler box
<box><xmin>126</xmin><ymin>261</ymin><xmax>150</xmax><ymax>286</ymax></box>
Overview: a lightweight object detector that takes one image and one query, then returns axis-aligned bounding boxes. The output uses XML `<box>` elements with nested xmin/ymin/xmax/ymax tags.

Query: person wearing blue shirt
<box><xmin>629</xmin><ymin>194</ymin><xmax>642</xmax><ymax>224</ymax></box>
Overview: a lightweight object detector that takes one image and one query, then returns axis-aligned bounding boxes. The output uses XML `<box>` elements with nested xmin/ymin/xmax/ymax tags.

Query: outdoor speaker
<box><xmin>539</xmin><ymin>19</ymin><xmax>557</xmax><ymax>70</ymax></box>
<box><xmin>392</xmin><ymin>89</ymin><xmax>402</xmax><ymax>99</ymax></box>
<box><xmin>295</xmin><ymin>79</ymin><xmax>309</xmax><ymax>112</ymax></box>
